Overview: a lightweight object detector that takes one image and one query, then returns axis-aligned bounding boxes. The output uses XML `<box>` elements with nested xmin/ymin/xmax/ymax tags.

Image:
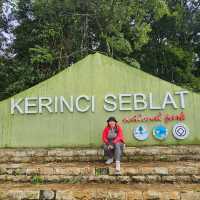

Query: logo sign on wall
<box><xmin>153</xmin><ymin>125</ymin><xmax>168</xmax><ymax>140</ymax></box>
<box><xmin>172</xmin><ymin>123</ymin><xmax>189</xmax><ymax>140</ymax></box>
<box><xmin>133</xmin><ymin>125</ymin><xmax>149</xmax><ymax>141</ymax></box>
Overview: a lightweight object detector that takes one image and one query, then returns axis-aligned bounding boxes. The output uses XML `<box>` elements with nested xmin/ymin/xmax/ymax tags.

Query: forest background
<box><xmin>0</xmin><ymin>0</ymin><xmax>199</xmax><ymax>100</ymax></box>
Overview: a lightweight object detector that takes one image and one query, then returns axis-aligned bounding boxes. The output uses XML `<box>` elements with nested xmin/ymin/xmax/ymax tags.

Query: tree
<box><xmin>0</xmin><ymin>0</ymin><xmax>199</xmax><ymax>100</ymax></box>
<box><xmin>135</xmin><ymin>0</ymin><xmax>200</xmax><ymax>92</ymax></box>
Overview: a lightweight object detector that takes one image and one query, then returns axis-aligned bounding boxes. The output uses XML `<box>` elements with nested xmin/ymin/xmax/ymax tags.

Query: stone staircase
<box><xmin>1</xmin><ymin>161</ymin><xmax>200</xmax><ymax>184</ymax></box>
<box><xmin>1</xmin><ymin>145</ymin><xmax>200</xmax><ymax>163</ymax></box>
<box><xmin>1</xmin><ymin>145</ymin><xmax>200</xmax><ymax>200</ymax></box>
<box><xmin>1</xmin><ymin>183</ymin><xmax>200</xmax><ymax>200</ymax></box>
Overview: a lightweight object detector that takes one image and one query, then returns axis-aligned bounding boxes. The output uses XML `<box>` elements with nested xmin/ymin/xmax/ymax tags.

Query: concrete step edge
<box><xmin>1</xmin><ymin>174</ymin><xmax>200</xmax><ymax>184</ymax></box>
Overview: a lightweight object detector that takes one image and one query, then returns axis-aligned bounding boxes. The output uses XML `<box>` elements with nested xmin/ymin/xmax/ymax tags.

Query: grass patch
<box><xmin>31</xmin><ymin>175</ymin><xmax>44</xmax><ymax>184</ymax></box>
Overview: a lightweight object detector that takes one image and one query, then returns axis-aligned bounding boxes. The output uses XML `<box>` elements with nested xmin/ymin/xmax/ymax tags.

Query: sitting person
<box><xmin>102</xmin><ymin>116</ymin><xmax>125</xmax><ymax>175</ymax></box>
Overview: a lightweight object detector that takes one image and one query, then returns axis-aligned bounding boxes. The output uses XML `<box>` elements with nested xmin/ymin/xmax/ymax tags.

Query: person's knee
<box><xmin>114</xmin><ymin>143</ymin><xmax>122</xmax><ymax>150</ymax></box>
<box><xmin>114</xmin><ymin>143</ymin><xmax>122</xmax><ymax>154</ymax></box>
<box><xmin>103</xmin><ymin>144</ymin><xmax>108</xmax><ymax>149</ymax></box>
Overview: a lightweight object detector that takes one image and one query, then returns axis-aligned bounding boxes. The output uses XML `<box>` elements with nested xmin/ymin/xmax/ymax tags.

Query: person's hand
<box><xmin>108</xmin><ymin>144</ymin><xmax>114</xmax><ymax>150</ymax></box>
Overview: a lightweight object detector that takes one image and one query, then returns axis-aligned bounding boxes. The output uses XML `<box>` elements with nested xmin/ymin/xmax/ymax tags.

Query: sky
<box><xmin>0</xmin><ymin>1</ymin><xmax>18</xmax><ymax>55</ymax></box>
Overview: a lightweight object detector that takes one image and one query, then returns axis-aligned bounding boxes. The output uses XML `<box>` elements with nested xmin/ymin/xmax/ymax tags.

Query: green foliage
<box><xmin>31</xmin><ymin>175</ymin><xmax>44</xmax><ymax>184</ymax></box>
<box><xmin>135</xmin><ymin>0</ymin><xmax>200</xmax><ymax>92</ymax></box>
<box><xmin>106</xmin><ymin>33</ymin><xmax>133</xmax><ymax>55</ymax></box>
<box><xmin>30</xmin><ymin>46</ymin><xmax>54</xmax><ymax>65</ymax></box>
<box><xmin>0</xmin><ymin>0</ymin><xmax>199</xmax><ymax>99</ymax></box>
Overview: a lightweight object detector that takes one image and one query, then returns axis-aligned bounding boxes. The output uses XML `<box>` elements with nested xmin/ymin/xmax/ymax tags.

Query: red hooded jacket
<box><xmin>102</xmin><ymin>125</ymin><xmax>125</xmax><ymax>145</ymax></box>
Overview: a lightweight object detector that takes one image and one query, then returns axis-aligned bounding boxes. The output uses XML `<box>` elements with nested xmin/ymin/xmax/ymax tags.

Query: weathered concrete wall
<box><xmin>0</xmin><ymin>53</ymin><xmax>199</xmax><ymax>147</ymax></box>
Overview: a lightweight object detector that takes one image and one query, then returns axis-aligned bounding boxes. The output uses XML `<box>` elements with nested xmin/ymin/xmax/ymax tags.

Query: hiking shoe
<box><xmin>115</xmin><ymin>170</ymin><xmax>121</xmax><ymax>175</ymax></box>
<box><xmin>105</xmin><ymin>158</ymin><xmax>114</xmax><ymax>164</ymax></box>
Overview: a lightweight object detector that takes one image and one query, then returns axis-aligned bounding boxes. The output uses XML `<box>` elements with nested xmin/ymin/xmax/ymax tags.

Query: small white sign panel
<box><xmin>133</xmin><ymin>125</ymin><xmax>149</xmax><ymax>141</ymax></box>
<box><xmin>173</xmin><ymin>123</ymin><xmax>189</xmax><ymax>140</ymax></box>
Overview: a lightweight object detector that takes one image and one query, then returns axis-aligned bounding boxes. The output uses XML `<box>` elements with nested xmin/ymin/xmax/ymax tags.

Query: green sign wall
<box><xmin>0</xmin><ymin>53</ymin><xmax>199</xmax><ymax>147</ymax></box>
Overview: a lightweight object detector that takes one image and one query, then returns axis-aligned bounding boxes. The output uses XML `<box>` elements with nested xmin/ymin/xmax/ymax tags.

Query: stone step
<box><xmin>0</xmin><ymin>183</ymin><xmax>200</xmax><ymax>200</ymax></box>
<box><xmin>1</xmin><ymin>161</ymin><xmax>200</xmax><ymax>184</ymax></box>
<box><xmin>1</xmin><ymin>145</ymin><xmax>200</xmax><ymax>163</ymax></box>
